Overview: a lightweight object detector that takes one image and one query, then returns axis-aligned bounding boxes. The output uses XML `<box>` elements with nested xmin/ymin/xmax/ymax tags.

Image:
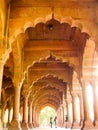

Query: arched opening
<box><xmin>39</xmin><ymin>106</ymin><xmax>56</xmax><ymax>128</ymax></box>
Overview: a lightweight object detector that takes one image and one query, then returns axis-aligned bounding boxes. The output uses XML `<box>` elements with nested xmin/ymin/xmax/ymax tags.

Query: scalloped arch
<box><xmin>30</xmin><ymin>73</ymin><xmax>66</xmax><ymax>88</ymax></box>
<box><xmin>27</xmin><ymin>52</ymin><xmax>75</xmax><ymax>70</ymax></box>
<box><xmin>33</xmin><ymin>92</ymin><xmax>60</xmax><ymax>107</ymax></box>
<box><xmin>9</xmin><ymin>16</ymin><xmax>92</xmax><ymax>45</ymax></box>
<box><xmin>22</xmin><ymin>53</ymin><xmax>74</xmax><ymax>88</ymax></box>
<box><xmin>31</xmin><ymin>83</ymin><xmax>65</xmax><ymax>97</ymax></box>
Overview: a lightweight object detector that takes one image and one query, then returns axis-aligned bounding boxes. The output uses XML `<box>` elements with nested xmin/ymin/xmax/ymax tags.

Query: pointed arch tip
<box><xmin>27</xmin><ymin>53</ymin><xmax>71</xmax><ymax>70</ymax></box>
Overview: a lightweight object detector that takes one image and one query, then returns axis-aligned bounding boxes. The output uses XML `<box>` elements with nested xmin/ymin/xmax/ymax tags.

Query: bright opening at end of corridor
<box><xmin>39</xmin><ymin>106</ymin><xmax>56</xmax><ymax>128</ymax></box>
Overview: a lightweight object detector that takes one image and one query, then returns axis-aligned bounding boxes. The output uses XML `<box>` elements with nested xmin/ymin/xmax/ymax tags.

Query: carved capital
<box><xmin>71</xmin><ymin>91</ymin><xmax>78</xmax><ymax>98</ymax></box>
<box><xmin>66</xmin><ymin>98</ymin><xmax>72</xmax><ymax>104</ymax></box>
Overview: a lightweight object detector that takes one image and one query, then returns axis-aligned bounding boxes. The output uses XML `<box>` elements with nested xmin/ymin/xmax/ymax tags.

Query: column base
<box><xmin>66</xmin><ymin>122</ymin><xmax>71</xmax><ymax>128</ymax></box>
<box><xmin>72</xmin><ymin>121</ymin><xmax>80</xmax><ymax>129</ymax></box>
<box><xmin>8</xmin><ymin>119</ymin><xmax>22</xmax><ymax>130</ymax></box>
<box><xmin>28</xmin><ymin>123</ymin><xmax>33</xmax><ymax>128</ymax></box>
<box><xmin>94</xmin><ymin>120</ymin><xmax>98</xmax><ymax>128</ymax></box>
<box><xmin>83</xmin><ymin>120</ymin><xmax>94</xmax><ymax>129</ymax></box>
<box><xmin>80</xmin><ymin>120</ymin><xmax>83</xmax><ymax>127</ymax></box>
<box><xmin>21</xmin><ymin>122</ymin><xmax>28</xmax><ymax>130</ymax></box>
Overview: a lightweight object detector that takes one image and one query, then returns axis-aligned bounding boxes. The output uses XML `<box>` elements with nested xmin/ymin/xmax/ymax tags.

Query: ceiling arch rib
<box><xmin>33</xmin><ymin>94</ymin><xmax>61</xmax><ymax>109</ymax></box>
<box><xmin>33</xmin><ymin>91</ymin><xmax>61</xmax><ymax>110</ymax></box>
<box><xmin>27</xmin><ymin>55</ymin><xmax>73</xmax><ymax>86</ymax></box>
<box><xmin>30</xmin><ymin>85</ymin><xmax>62</xmax><ymax>101</ymax></box>
<box><xmin>36</xmin><ymin>100</ymin><xmax>59</xmax><ymax>112</ymax></box>
<box><xmin>30</xmin><ymin>74</ymin><xmax>66</xmax><ymax>91</ymax></box>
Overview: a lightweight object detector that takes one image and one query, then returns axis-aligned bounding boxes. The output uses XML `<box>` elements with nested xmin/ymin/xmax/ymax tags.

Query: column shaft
<box><xmin>79</xmin><ymin>93</ymin><xmax>84</xmax><ymax>127</ymax></box>
<box><xmin>72</xmin><ymin>93</ymin><xmax>79</xmax><ymax>128</ymax></box>
<box><xmin>0</xmin><ymin>61</ymin><xmax>4</xmax><ymax>130</ymax></box>
<box><xmin>82</xmin><ymin>81</ymin><xmax>94</xmax><ymax>129</ymax></box>
<box><xmin>8</xmin><ymin>87</ymin><xmax>22</xmax><ymax>130</ymax></box>
<box><xmin>66</xmin><ymin>99</ymin><xmax>72</xmax><ymax>128</ymax></box>
<box><xmin>21</xmin><ymin>97</ymin><xmax>28</xmax><ymax>130</ymax></box>
<box><xmin>1</xmin><ymin>106</ymin><xmax>5</xmax><ymax>124</ymax></box>
<box><xmin>28</xmin><ymin>103</ymin><xmax>33</xmax><ymax>128</ymax></box>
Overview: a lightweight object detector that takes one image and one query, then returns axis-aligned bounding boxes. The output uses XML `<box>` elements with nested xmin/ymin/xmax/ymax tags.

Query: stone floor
<box><xmin>3</xmin><ymin>127</ymin><xmax>97</xmax><ymax>130</ymax></box>
<box><xmin>3</xmin><ymin>127</ymin><xmax>71</xmax><ymax>130</ymax></box>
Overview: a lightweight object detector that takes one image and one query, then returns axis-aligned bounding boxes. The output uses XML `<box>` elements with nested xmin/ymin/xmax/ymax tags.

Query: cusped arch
<box><xmin>33</xmin><ymin>92</ymin><xmax>61</xmax><ymax>108</ymax></box>
<box><xmin>31</xmin><ymin>84</ymin><xmax>63</xmax><ymax>101</ymax></box>
<box><xmin>30</xmin><ymin>73</ymin><xmax>67</xmax><ymax>89</ymax></box>
<box><xmin>9</xmin><ymin>16</ymin><xmax>91</xmax><ymax>45</ymax></box>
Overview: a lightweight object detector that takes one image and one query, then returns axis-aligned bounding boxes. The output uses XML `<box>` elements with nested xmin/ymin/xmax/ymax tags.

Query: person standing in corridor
<box><xmin>54</xmin><ymin>116</ymin><xmax>58</xmax><ymax>128</ymax></box>
<box><xmin>50</xmin><ymin>117</ymin><xmax>53</xmax><ymax>128</ymax></box>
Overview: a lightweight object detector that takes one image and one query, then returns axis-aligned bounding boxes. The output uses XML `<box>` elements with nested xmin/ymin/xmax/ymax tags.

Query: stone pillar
<box><xmin>57</xmin><ymin>108</ymin><xmax>60</xmax><ymax>127</ymax></box>
<box><xmin>8</xmin><ymin>87</ymin><xmax>22</xmax><ymax>130</ymax></box>
<box><xmin>32</xmin><ymin>107</ymin><xmax>34</xmax><ymax>127</ymax></box>
<box><xmin>0</xmin><ymin>61</ymin><xmax>4</xmax><ymax>101</ymax></box>
<box><xmin>21</xmin><ymin>97</ymin><xmax>28</xmax><ymax>130</ymax></box>
<box><xmin>82</xmin><ymin>80</ymin><xmax>94</xmax><ymax>129</ymax></box>
<box><xmin>71</xmin><ymin>92</ymin><xmax>80</xmax><ymax>128</ymax></box>
<box><xmin>62</xmin><ymin>105</ymin><xmax>65</xmax><ymax>127</ymax></box>
<box><xmin>36</xmin><ymin>110</ymin><xmax>39</xmax><ymax>127</ymax></box>
<box><xmin>0</xmin><ymin>60</ymin><xmax>4</xmax><ymax>130</ymax></box>
<box><xmin>63</xmin><ymin>102</ymin><xmax>67</xmax><ymax>118</ymax></box>
<box><xmin>66</xmin><ymin>99</ymin><xmax>72</xmax><ymax>128</ymax></box>
<box><xmin>93</xmin><ymin>81</ymin><xmax>98</xmax><ymax>128</ymax></box>
<box><xmin>60</xmin><ymin>104</ymin><xmax>63</xmax><ymax>127</ymax></box>
<box><xmin>32</xmin><ymin>106</ymin><xmax>36</xmax><ymax>127</ymax></box>
<box><xmin>28</xmin><ymin>102</ymin><xmax>33</xmax><ymax>128</ymax></box>
<box><xmin>1</xmin><ymin>106</ymin><xmax>4</xmax><ymax>123</ymax></box>
<box><xmin>63</xmin><ymin>102</ymin><xmax>67</xmax><ymax>128</ymax></box>
<box><xmin>79</xmin><ymin>93</ymin><xmax>84</xmax><ymax>127</ymax></box>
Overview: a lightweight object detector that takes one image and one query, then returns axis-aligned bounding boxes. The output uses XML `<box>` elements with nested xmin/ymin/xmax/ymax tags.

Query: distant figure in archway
<box><xmin>50</xmin><ymin>117</ymin><xmax>53</xmax><ymax>128</ymax></box>
<box><xmin>54</xmin><ymin>116</ymin><xmax>58</xmax><ymax>128</ymax></box>
<box><xmin>65</xmin><ymin>115</ymin><xmax>68</xmax><ymax>128</ymax></box>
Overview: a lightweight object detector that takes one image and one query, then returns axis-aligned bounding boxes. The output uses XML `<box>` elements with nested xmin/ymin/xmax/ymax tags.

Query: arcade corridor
<box><xmin>0</xmin><ymin>0</ymin><xmax>98</xmax><ymax>130</ymax></box>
